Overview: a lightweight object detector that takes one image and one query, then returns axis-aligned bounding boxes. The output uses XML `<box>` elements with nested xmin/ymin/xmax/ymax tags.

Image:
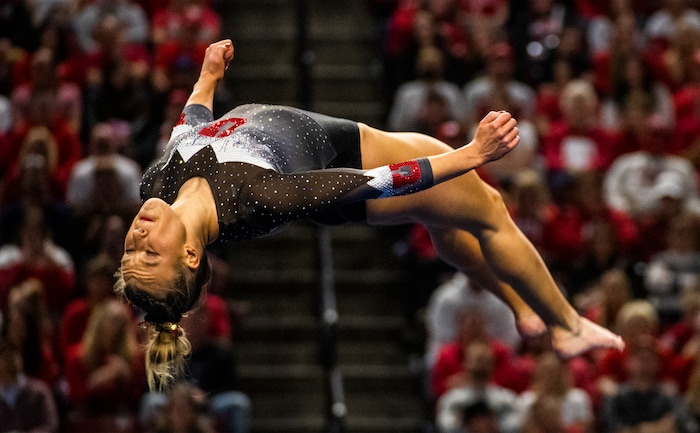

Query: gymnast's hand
<box><xmin>469</xmin><ymin>110</ymin><xmax>520</xmax><ymax>164</ymax></box>
<box><xmin>201</xmin><ymin>39</ymin><xmax>235</xmax><ymax>81</ymax></box>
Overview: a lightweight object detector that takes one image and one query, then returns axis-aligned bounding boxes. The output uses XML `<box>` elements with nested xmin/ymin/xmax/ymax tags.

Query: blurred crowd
<box><xmin>3</xmin><ymin>0</ymin><xmax>700</xmax><ymax>432</ymax></box>
<box><xmin>0</xmin><ymin>0</ymin><xmax>249</xmax><ymax>432</ymax></box>
<box><xmin>368</xmin><ymin>0</ymin><xmax>700</xmax><ymax>432</ymax></box>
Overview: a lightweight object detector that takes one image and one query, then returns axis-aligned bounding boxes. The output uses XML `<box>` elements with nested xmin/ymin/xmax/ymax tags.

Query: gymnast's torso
<box><xmin>140</xmin><ymin>104</ymin><xmax>371</xmax><ymax>242</ymax></box>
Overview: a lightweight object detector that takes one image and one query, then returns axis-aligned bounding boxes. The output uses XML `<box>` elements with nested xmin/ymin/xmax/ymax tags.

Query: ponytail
<box><xmin>141</xmin><ymin>321</ymin><xmax>192</xmax><ymax>391</ymax></box>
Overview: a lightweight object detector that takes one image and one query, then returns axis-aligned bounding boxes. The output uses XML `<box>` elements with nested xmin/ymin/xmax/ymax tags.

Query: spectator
<box><xmin>660</xmin><ymin>289</ymin><xmax>700</xmax><ymax>356</ymax></box>
<box><xmin>1</xmin><ymin>278</ymin><xmax>61</xmax><ymax>389</ymax></box>
<box><xmin>589</xmin><ymin>9</ymin><xmax>651</xmax><ymax>98</ymax></box>
<box><xmin>578</xmin><ymin>268</ymin><xmax>634</xmax><ymax>333</ymax></box>
<box><xmin>66</xmin><ymin>122</ymin><xmax>142</xmax><ymax>216</ymax></box>
<box><xmin>72</xmin><ymin>0</ymin><xmax>149</xmax><ymax>54</ymax></box>
<box><xmin>600</xmin><ymin>52</ymin><xmax>676</xmax><ymax>133</ymax></box>
<box><xmin>148</xmin><ymin>382</ymin><xmax>216</xmax><ymax>433</ymax></box>
<box><xmin>644</xmin><ymin>213</ymin><xmax>700</xmax><ymax>325</ymax></box>
<box><xmin>151</xmin><ymin>0</ymin><xmax>221</xmax><ymax>47</ymax></box>
<box><xmin>82</xmin><ymin>13</ymin><xmax>152</xmax><ymax>136</ymax></box>
<box><xmin>435</xmin><ymin>340</ymin><xmax>520</xmax><ymax>433</ymax></box>
<box><xmin>431</xmin><ymin>305</ymin><xmax>519</xmax><ymax>398</ymax></box>
<box><xmin>537</xmin><ymin>171</ymin><xmax>637</xmax><ymax>290</ymax></box>
<box><xmin>603</xmin><ymin>113</ymin><xmax>700</xmax><ymax>220</ymax></box>
<box><xmin>507</xmin><ymin>0</ymin><xmax>579</xmax><ymax>87</ymax></box>
<box><xmin>601</xmin><ymin>339</ymin><xmax>680</xmax><ymax>433</ymax></box>
<box><xmin>520</xmin><ymin>394</ymin><xmax>580</xmax><ymax>433</ymax></box>
<box><xmin>584</xmin><ymin>0</ymin><xmax>634</xmax><ymax>58</ymax></box>
<box><xmin>509</xmin><ymin>332</ymin><xmax>598</xmax><ymax>410</ymax></box>
<box><xmin>0</xmin><ymin>338</ymin><xmax>59</xmax><ymax>433</ymax></box>
<box><xmin>462</xmin><ymin>42</ymin><xmax>537</xmax><ymax>132</ymax></box>
<box><xmin>675</xmin><ymin>84</ymin><xmax>700</xmax><ymax>169</ymax></box>
<box><xmin>515</xmin><ymin>352</ymin><xmax>594</xmax><ymax>433</ymax></box>
<box><xmin>382</xmin><ymin>0</ymin><xmax>475</xmax><ymax>97</ymax></box>
<box><xmin>64</xmin><ymin>299</ymin><xmax>145</xmax><ymax>414</ymax></box>
<box><xmin>459</xmin><ymin>399</ymin><xmax>501</xmax><ymax>433</ymax></box>
<box><xmin>505</xmin><ymin>169</ymin><xmax>551</xmax><ymax>253</ymax></box>
<box><xmin>425</xmin><ymin>272</ymin><xmax>519</xmax><ymax>373</ymax></box>
<box><xmin>0</xmin><ymin>205</ymin><xmax>75</xmax><ymax>318</ymax></box>
<box><xmin>59</xmin><ymin>253</ymin><xmax>118</xmax><ymax>358</ymax></box>
<box><xmin>151</xmin><ymin>5</ymin><xmax>215</xmax><ymax>94</ymax></box>
<box><xmin>643</xmin><ymin>0</ymin><xmax>700</xmax><ymax>55</ymax></box>
<box><xmin>675</xmin><ymin>359</ymin><xmax>700</xmax><ymax>433</ymax></box>
<box><xmin>0</xmin><ymin>125</ymin><xmax>74</xmax><ymax>253</ymax></box>
<box><xmin>387</xmin><ymin>45</ymin><xmax>465</xmax><ymax>135</ymax></box>
<box><xmin>658</xmin><ymin>22</ymin><xmax>700</xmax><ymax>91</ymax></box>
<box><xmin>1</xmin><ymin>124</ymin><xmax>79</xmax><ymax>206</ymax></box>
<box><xmin>540</xmin><ymin>79</ymin><xmax>621</xmax><ymax>178</ymax></box>
<box><xmin>89</xmin><ymin>215</ymin><xmax>130</xmax><ymax>271</ymax></box>
<box><xmin>534</xmin><ymin>54</ymin><xmax>583</xmax><ymax>139</ymax></box>
<box><xmin>595</xmin><ymin>300</ymin><xmax>680</xmax><ymax>398</ymax></box>
<box><xmin>10</xmin><ymin>46</ymin><xmax>81</xmax><ymax>133</ymax></box>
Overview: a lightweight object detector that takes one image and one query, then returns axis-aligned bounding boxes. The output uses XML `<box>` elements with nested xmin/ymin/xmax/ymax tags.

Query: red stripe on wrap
<box><xmin>389</xmin><ymin>160</ymin><xmax>421</xmax><ymax>188</ymax></box>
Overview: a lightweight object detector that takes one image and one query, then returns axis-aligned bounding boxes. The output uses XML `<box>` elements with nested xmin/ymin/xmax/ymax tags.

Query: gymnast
<box><xmin>114</xmin><ymin>39</ymin><xmax>624</xmax><ymax>390</ymax></box>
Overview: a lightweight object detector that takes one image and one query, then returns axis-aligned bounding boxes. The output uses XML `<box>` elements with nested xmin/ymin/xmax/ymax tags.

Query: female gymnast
<box><xmin>114</xmin><ymin>39</ymin><xmax>624</xmax><ymax>390</ymax></box>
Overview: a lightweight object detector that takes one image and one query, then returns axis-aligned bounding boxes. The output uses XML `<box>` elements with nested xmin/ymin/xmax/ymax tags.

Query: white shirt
<box><xmin>515</xmin><ymin>388</ymin><xmax>593</xmax><ymax>428</ymax></box>
<box><xmin>424</xmin><ymin>273</ymin><xmax>520</xmax><ymax>369</ymax></box>
<box><xmin>66</xmin><ymin>154</ymin><xmax>143</xmax><ymax>206</ymax></box>
<box><xmin>436</xmin><ymin>384</ymin><xmax>520</xmax><ymax>433</ymax></box>
<box><xmin>387</xmin><ymin>80</ymin><xmax>466</xmax><ymax>132</ymax></box>
<box><xmin>603</xmin><ymin>151</ymin><xmax>700</xmax><ymax>217</ymax></box>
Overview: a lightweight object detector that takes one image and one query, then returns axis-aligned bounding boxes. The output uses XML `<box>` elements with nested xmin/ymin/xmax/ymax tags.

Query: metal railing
<box><xmin>293</xmin><ymin>1</ymin><xmax>347</xmax><ymax>431</ymax></box>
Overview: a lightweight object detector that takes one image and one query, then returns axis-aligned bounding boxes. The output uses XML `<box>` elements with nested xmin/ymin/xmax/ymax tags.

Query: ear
<box><xmin>183</xmin><ymin>245</ymin><xmax>201</xmax><ymax>270</ymax></box>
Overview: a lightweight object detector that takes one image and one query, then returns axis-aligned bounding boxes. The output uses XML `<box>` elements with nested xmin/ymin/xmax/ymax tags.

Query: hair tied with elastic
<box><xmin>138</xmin><ymin>321</ymin><xmax>183</xmax><ymax>337</ymax></box>
<box><xmin>156</xmin><ymin>322</ymin><xmax>182</xmax><ymax>336</ymax></box>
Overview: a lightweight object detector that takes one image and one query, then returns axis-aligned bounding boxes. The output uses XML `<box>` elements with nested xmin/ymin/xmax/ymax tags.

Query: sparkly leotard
<box><xmin>141</xmin><ymin>103</ymin><xmax>433</xmax><ymax>243</ymax></box>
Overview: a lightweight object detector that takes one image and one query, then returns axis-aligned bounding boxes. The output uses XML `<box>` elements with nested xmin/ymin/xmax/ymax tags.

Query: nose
<box><xmin>133</xmin><ymin>227</ymin><xmax>147</xmax><ymax>238</ymax></box>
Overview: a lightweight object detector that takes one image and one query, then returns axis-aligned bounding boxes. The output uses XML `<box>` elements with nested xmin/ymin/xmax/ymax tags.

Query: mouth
<box><xmin>140</xmin><ymin>217</ymin><xmax>153</xmax><ymax>222</ymax></box>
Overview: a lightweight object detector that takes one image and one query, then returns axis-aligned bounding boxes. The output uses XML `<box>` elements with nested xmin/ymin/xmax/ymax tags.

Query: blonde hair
<box><xmin>19</xmin><ymin>126</ymin><xmax>58</xmax><ymax>171</ymax></box>
<box><xmin>614</xmin><ymin>299</ymin><xmax>659</xmax><ymax>334</ymax></box>
<box><xmin>113</xmin><ymin>256</ymin><xmax>210</xmax><ymax>391</ymax></box>
<box><xmin>140</xmin><ymin>321</ymin><xmax>191</xmax><ymax>392</ymax></box>
<box><xmin>560</xmin><ymin>79</ymin><xmax>598</xmax><ymax>115</ymax></box>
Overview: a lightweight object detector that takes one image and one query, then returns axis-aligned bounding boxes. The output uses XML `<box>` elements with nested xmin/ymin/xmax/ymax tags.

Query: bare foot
<box><xmin>515</xmin><ymin>312</ymin><xmax>548</xmax><ymax>339</ymax></box>
<box><xmin>550</xmin><ymin>316</ymin><xmax>624</xmax><ymax>359</ymax></box>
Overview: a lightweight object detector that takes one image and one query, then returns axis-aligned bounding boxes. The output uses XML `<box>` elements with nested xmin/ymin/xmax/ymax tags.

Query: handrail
<box><xmin>293</xmin><ymin>0</ymin><xmax>347</xmax><ymax>431</ymax></box>
<box><xmin>317</xmin><ymin>226</ymin><xmax>347</xmax><ymax>432</ymax></box>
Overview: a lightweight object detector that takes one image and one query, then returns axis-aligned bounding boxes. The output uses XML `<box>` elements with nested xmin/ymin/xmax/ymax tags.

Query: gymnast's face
<box><xmin>121</xmin><ymin>198</ymin><xmax>188</xmax><ymax>295</ymax></box>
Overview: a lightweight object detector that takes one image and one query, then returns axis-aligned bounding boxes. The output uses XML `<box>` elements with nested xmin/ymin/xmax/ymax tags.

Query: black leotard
<box><xmin>140</xmin><ymin>104</ymin><xmax>433</xmax><ymax>243</ymax></box>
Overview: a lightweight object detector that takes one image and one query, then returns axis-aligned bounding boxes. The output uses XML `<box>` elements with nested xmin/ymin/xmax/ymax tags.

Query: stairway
<box><xmin>220</xmin><ymin>0</ymin><xmax>386</xmax><ymax>127</ymax></box>
<box><xmin>215</xmin><ymin>1</ymin><xmax>427</xmax><ymax>432</ymax></box>
<box><xmin>225</xmin><ymin>223</ymin><xmax>425</xmax><ymax>433</ymax></box>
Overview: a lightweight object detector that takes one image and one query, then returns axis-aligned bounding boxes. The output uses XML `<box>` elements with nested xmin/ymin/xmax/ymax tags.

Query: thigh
<box><xmin>358</xmin><ymin>123</ymin><xmax>508</xmax><ymax>230</ymax></box>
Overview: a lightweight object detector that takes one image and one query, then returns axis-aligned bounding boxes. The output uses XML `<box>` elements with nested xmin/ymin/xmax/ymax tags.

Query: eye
<box><xmin>146</xmin><ymin>251</ymin><xmax>157</xmax><ymax>256</ymax></box>
<box><xmin>125</xmin><ymin>249</ymin><xmax>134</xmax><ymax>254</ymax></box>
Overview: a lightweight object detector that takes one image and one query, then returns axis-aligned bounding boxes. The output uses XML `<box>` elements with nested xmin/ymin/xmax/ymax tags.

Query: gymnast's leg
<box><xmin>427</xmin><ymin>226</ymin><xmax>547</xmax><ymax>339</ymax></box>
<box><xmin>357</xmin><ymin>124</ymin><xmax>623</xmax><ymax>357</ymax></box>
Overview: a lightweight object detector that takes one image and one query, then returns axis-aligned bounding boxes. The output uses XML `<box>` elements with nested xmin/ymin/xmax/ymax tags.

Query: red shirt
<box><xmin>541</xmin><ymin>121</ymin><xmax>621</xmax><ymax>173</ymax></box>
<box><xmin>153</xmin><ymin>40</ymin><xmax>208</xmax><ymax>75</ymax></box>
<box><xmin>430</xmin><ymin>339</ymin><xmax>519</xmax><ymax>398</ymax></box>
<box><xmin>64</xmin><ymin>343</ymin><xmax>145</xmax><ymax>411</ymax></box>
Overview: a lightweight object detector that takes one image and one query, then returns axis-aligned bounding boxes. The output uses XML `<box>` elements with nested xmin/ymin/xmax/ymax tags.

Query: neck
<box><xmin>171</xmin><ymin>177</ymin><xmax>219</xmax><ymax>249</ymax></box>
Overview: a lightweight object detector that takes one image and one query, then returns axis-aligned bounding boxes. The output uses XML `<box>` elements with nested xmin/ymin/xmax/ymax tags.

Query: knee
<box><xmin>477</xmin><ymin>181</ymin><xmax>512</xmax><ymax>228</ymax></box>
